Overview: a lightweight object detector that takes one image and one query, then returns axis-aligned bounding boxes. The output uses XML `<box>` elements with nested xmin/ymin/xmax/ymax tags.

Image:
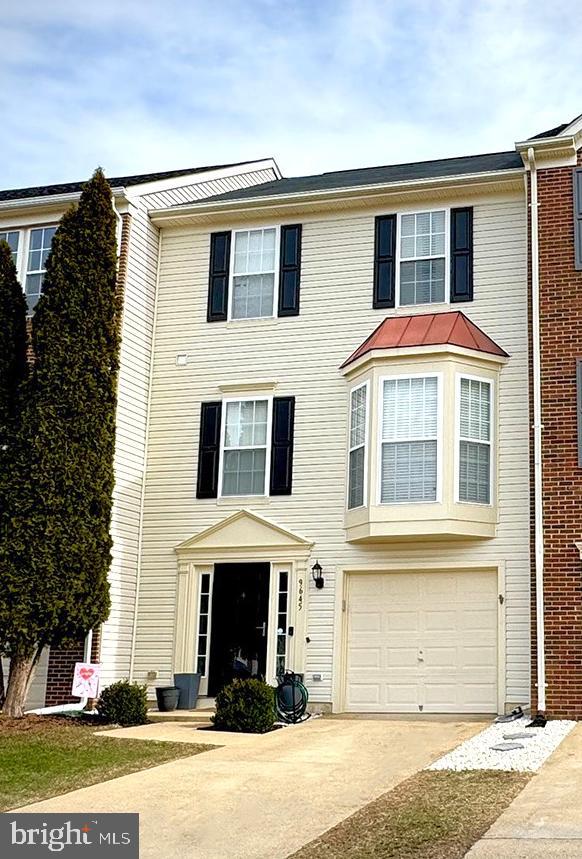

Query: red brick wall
<box><xmin>534</xmin><ymin>151</ymin><xmax>582</xmax><ymax>717</ymax></box>
<box><xmin>44</xmin><ymin>631</ymin><xmax>101</xmax><ymax>707</ymax></box>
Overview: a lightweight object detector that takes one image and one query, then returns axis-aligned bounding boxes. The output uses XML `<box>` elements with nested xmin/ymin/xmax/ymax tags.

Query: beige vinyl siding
<box><xmin>134</xmin><ymin>193</ymin><xmax>530</xmax><ymax>706</ymax></box>
<box><xmin>100</xmin><ymin>167</ymin><xmax>280</xmax><ymax>687</ymax></box>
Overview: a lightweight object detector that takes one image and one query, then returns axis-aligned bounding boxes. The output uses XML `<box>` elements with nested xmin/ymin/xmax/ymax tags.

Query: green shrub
<box><xmin>97</xmin><ymin>680</ymin><xmax>148</xmax><ymax>726</ymax></box>
<box><xmin>212</xmin><ymin>678</ymin><xmax>276</xmax><ymax>733</ymax></box>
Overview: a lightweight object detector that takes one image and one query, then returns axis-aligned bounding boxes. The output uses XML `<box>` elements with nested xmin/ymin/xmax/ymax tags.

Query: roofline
<box><xmin>0</xmin><ymin>158</ymin><xmax>282</xmax><ymax>212</ymax></box>
<box><xmin>149</xmin><ymin>167</ymin><xmax>525</xmax><ymax>223</ymax></box>
<box><xmin>340</xmin><ymin>342</ymin><xmax>508</xmax><ymax>376</ymax></box>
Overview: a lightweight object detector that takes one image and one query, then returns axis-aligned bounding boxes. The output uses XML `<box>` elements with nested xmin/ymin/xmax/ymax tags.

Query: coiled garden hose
<box><xmin>275</xmin><ymin>671</ymin><xmax>309</xmax><ymax>724</ymax></box>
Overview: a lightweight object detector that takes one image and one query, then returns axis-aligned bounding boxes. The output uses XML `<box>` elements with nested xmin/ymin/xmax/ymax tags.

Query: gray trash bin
<box><xmin>173</xmin><ymin>673</ymin><xmax>201</xmax><ymax>710</ymax></box>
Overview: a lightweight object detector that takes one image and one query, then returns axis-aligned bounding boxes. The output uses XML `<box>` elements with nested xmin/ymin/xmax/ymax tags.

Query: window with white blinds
<box><xmin>380</xmin><ymin>376</ymin><xmax>439</xmax><ymax>503</ymax></box>
<box><xmin>458</xmin><ymin>377</ymin><xmax>492</xmax><ymax>504</ymax></box>
<box><xmin>231</xmin><ymin>228</ymin><xmax>277</xmax><ymax>319</ymax></box>
<box><xmin>348</xmin><ymin>383</ymin><xmax>368</xmax><ymax>509</ymax></box>
<box><xmin>221</xmin><ymin>399</ymin><xmax>270</xmax><ymax>496</ymax></box>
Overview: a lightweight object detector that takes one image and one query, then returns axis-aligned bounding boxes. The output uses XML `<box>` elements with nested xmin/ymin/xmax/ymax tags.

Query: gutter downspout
<box><xmin>128</xmin><ymin>226</ymin><xmax>163</xmax><ymax>680</ymax></box>
<box><xmin>26</xmin><ymin>630</ymin><xmax>94</xmax><ymax>715</ymax></box>
<box><xmin>527</xmin><ymin>145</ymin><xmax>546</xmax><ymax>713</ymax></box>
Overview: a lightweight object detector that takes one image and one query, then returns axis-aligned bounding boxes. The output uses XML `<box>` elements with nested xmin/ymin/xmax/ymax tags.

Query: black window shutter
<box><xmin>574</xmin><ymin>169</ymin><xmax>582</xmax><ymax>270</ymax></box>
<box><xmin>450</xmin><ymin>207</ymin><xmax>473</xmax><ymax>302</ymax></box>
<box><xmin>373</xmin><ymin>215</ymin><xmax>396</xmax><ymax>308</ymax></box>
<box><xmin>278</xmin><ymin>225</ymin><xmax>302</xmax><ymax>316</ymax></box>
<box><xmin>270</xmin><ymin>396</ymin><xmax>295</xmax><ymax>495</ymax></box>
<box><xmin>196</xmin><ymin>402</ymin><xmax>222</xmax><ymax>498</ymax></box>
<box><xmin>207</xmin><ymin>232</ymin><xmax>231</xmax><ymax>322</ymax></box>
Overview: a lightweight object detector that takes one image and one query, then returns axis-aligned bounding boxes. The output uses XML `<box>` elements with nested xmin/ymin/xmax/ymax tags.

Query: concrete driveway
<box><xmin>16</xmin><ymin>717</ymin><xmax>482</xmax><ymax>859</ymax></box>
<box><xmin>466</xmin><ymin>723</ymin><xmax>582</xmax><ymax>858</ymax></box>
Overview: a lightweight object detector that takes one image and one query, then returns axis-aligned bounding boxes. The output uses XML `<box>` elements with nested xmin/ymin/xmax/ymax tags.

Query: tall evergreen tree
<box><xmin>0</xmin><ymin>170</ymin><xmax>120</xmax><ymax>716</ymax></box>
<box><xmin>0</xmin><ymin>241</ymin><xmax>28</xmax><ymax>708</ymax></box>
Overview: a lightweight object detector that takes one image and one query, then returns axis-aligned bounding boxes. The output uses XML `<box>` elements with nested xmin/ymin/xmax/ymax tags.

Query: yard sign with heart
<box><xmin>72</xmin><ymin>662</ymin><xmax>101</xmax><ymax>698</ymax></box>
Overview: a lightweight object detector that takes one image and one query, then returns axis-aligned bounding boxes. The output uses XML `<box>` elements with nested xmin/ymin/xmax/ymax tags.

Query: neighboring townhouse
<box><xmin>0</xmin><ymin>158</ymin><xmax>281</xmax><ymax>708</ymax></box>
<box><xmin>516</xmin><ymin>114</ymin><xmax>582</xmax><ymax>718</ymax></box>
<box><xmin>132</xmin><ymin>149</ymin><xmax>533</xmax><ymax>715</ymax></box>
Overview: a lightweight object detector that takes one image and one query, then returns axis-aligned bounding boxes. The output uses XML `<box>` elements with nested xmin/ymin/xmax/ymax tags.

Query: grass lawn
<box><xmin>0</xmin><ymin>715</ymin><xmax>211</xmax><ymax>811</ymax></box>
<box><xmin>290</xmin><ymin>769</ymin><xmax>530</xmax><ymax>859</ymax></box>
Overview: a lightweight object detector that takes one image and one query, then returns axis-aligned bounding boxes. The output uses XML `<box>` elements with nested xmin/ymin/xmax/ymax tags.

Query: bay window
<box><xmin>380</xmin><ymin>376</ymin><xmax>439</xmax><ymax>503</ymax></box>
<box><xmin>25</xmin><ymin>226</ymin><xmax>57</xmax><ymax>312</ymax></box>
<box><xmin>458</xmin><ymin>377</ymin><xmax>492</xmax><ymax>504</ymax></box>
<box><xmin>220</xmin><ymin>398</ymin><xmax>271</xmax><ymax>496</ymax></box>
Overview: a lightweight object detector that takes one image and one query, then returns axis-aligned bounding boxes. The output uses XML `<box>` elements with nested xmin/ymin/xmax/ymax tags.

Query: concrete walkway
<box><xmin>466</xmin><ymin>723</ymin><xmax>582</xmax><ymax>858</ymax></box>
<box><xmin>15</xmin><ymin>717</ymin><xmax>481</xmax><ymax>859</ymax></box>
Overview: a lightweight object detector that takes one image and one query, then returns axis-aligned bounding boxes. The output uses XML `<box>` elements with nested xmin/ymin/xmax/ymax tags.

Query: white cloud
<box><xmin>1</xmin><ymin>0</ymin><xmax>581</xmax><ymax>187</ymax></box>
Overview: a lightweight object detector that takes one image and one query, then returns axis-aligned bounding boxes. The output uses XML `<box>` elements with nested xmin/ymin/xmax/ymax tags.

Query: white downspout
<box><xmin>528</xmin><ymin>146</ymin><xmax>546</xmax><ymax>713</ymax></box>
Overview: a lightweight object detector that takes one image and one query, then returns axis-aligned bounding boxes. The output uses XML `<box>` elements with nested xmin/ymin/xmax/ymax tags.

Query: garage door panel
<box><xmin>346</xmin><ymin>571</ymin><xmax>498</xmax><ymax>714</ymax></box>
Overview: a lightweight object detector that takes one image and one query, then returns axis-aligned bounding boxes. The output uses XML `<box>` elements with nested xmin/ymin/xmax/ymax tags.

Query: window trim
<box><xmin>376</xmin><ymin>372</ymin><xmax>443</xmax><ymax>506</ymax></box>
<box><xmin>218</xmin><ymin>395</ymin><xmax>273</xmax><ymax>498</ymax></box>
<box><xmin>395</xmin><ymin>207</ymin><xmax>450</xmax><ymax>308</ymax></box>
<box><xmin>228</xmin><ymin>225</ymin><xmax>280</xmax><ymax>322</ymax></box>
<box><xmin>454</xmin><ymin>372</ymin><xmax>494</xmax><ymax>506</ymax></box>
<box><xmin>346</xmin><ymin>380</ymin><xmax>370</xmax><ymax>510</ymax></box>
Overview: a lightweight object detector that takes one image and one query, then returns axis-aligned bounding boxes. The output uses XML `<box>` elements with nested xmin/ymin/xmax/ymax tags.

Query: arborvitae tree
<box><xmin>1</xmin><ymin>169</ymin><xmax>120</xmax><ymax>716</ymax></box>
<box><xmin>0</xmin><ymin>241</ymin><xmax>29</xmax><ymax>708</ymax></box>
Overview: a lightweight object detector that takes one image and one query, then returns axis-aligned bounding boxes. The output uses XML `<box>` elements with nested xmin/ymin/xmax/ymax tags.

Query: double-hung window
<box><xmin>231</xmin><ymin>228</ymin><xmax>277</xmax><ymax>320</ymax></box>
<box><xmin>399</xmin><ymin>211</ymin><xmax>446</xmax><ymax>305</ymax></box>
<box><xmin>0</xmin><ymin>230</ymin><xmax>19</xmax><ymax>267</ymax></box>
<box><xmin>458</xmin><ymin>377</ymin><xmax>492</xmax><ymax>504</ymax></box>
<box><xmin>25</xmin><ymin>226</ymin><xmax>57</xmax><ymax>312</ymax></box>
<box><xmin>380</xmin><ymin>375</ymin><xmax>439</xmax><ymax>503</ymax></box>
<box><xmin>221</xmin><ymin>398</ymin><xmax>271</xmax><ymax>496</ymax></box>
<box><xmin>348</xmin><ymin>383</ymin><xmax>368</xmax><ymax>509</ymax></box>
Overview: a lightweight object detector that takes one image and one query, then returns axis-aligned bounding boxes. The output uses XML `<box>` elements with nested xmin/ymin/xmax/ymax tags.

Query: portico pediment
<box><xmin>175</xmin><ymin>509</ymin><xmax>313</xmax><ymax>558</ymax></box>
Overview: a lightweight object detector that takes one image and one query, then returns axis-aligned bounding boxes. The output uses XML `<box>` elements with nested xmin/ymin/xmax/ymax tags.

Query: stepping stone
<box><xmin>503</xmin><ymin>732</ymin><xmax>534</xmax><ymax>740</ymax></box>
<box><xmin>490</xmin><ymin>742</ymin><xmax>524</xmax><ymax>751</ymax></box>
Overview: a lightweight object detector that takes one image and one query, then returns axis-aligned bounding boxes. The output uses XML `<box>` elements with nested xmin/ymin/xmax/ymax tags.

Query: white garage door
<box><xmin>345</xmin><ymin>571</ymin><xmax>498</xmax><ymax>714</ymax></box>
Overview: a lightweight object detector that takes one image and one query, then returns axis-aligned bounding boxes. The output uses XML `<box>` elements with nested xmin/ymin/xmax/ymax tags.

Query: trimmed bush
<box><xmin>97</xmin><ymin>680</ymin><xmax>148</xmax><ymax>726</ymax></box>
<box><xmin>212</xmin><ymin>678</ymin><xmax>276</xmax><ymax>734</ymax></box>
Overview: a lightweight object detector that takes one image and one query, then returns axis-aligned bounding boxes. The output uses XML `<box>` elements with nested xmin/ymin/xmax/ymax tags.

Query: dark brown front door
<box><xmin>208</xmin><ymin>563</ymin><xmax>270</xmax><ymax>697</ymax></box>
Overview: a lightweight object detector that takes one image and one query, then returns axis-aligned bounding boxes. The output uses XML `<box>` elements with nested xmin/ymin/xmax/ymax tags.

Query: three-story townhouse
<box><xmin>132</xmin><ymin>149</ymin><xmax>532</xmax><ymax>716</ymax></box>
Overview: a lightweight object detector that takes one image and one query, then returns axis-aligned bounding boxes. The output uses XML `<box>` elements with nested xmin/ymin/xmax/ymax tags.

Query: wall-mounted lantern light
<box><xmin>311</xmin><ymin>561</ymin><xmax>324</xmax><ymax>590</ymax></box>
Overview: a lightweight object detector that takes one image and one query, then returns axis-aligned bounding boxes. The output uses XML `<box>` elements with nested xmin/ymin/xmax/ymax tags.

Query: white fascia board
<box><xmin>124</xmin><ymin>159</ymin><xmax>281</xmax><ymax>199</ymax></box>
<box><xmin>0</xmin><ymin>186</ymin><xmax>126</xmax><ymax>215</ymax></box>
<box><xmin>515</xmin><ymin>134</ymin><xmax>580</xmax><ymax>168</ymax></box>
<box><xmin>149</xmin><ymin>168</ymin><xmax>524</xmax><ymax>224</ymax></box>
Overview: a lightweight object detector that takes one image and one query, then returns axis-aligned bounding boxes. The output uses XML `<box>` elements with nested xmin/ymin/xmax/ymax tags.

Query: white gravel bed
<box><xmin>427</xmin><ymin>717</ymin><xmax>576</xmax><ymax>772</ymax></box>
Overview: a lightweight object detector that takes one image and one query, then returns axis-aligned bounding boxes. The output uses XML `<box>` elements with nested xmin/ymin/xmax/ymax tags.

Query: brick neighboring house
<box><xmin>0</xmin><ymin>158</ymin><xmax>281</xmax><ymax>709</ymax></box>
<box><xmin>516</xmin><ymin>114</ymin><xmax>582</xmax><ymax>718</ymax></box>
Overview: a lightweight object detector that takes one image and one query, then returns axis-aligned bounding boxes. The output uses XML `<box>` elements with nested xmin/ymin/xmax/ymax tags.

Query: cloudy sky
<box><xmin>2</xmin><ymin>0</ymin><xmax>581</xmax><ymax>189</ymax></box>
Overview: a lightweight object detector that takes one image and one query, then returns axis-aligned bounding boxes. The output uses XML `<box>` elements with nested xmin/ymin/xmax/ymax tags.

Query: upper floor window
<box><xmin>0</xmin><ymin>230</ymin><xmax>19</xmax><ymax>267</ymax></box>
<box><xmin>25</xmin><ymin>226</ymin><xmax>57</xmax><ymax>313</ymax></box>
<box><xmin>458</xmin><ymin>376</ymin><xmax>492</xmax><ymax>504</ymax></box>
<box><xmin>399</xmin><ymin>210</ymin><xmax>446</xmax><ymax>306</ymax></box>
<box><xmin>380</xmin><ymin>375</ymin><xmax>440</xmax><ymax>503</ymax></box>
<box><xmin>231</xmin><ymin>228</ymin><xmax>277</xmax><ymax>320</ymax></box>
<box><xmin>221</xmin><ymin>398</ymin><xmax>271</xmax><ymax>496</ymax></box>
<box><xmin>348</xmin><ymin>382</ymin><xmax>368</xmax><ymax>509</ymax></box>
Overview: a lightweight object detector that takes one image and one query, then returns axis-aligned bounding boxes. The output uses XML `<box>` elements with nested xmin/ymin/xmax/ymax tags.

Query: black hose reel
<box><xmin>275</xmin><ymin>670</ymin><xmax>309</xmax><ymax>724</ymax></box>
